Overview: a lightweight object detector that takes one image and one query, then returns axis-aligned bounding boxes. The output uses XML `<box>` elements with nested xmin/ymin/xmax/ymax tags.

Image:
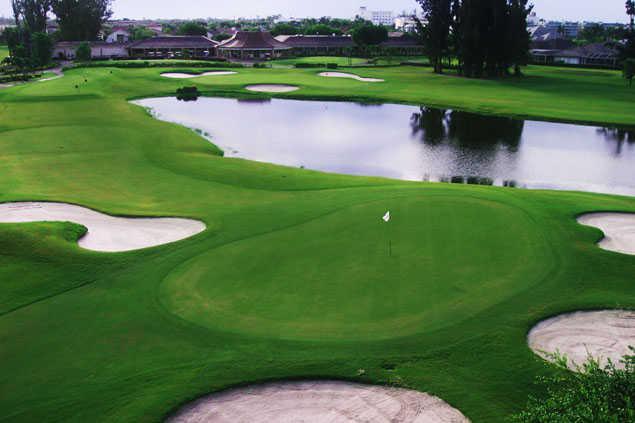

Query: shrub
<box><xmin>511</xmin><ymin>350</ymin><xmax>635</xmax><ymax>422</ymax></box>
<box><xmin>451</xmin><ymin>176</ymin><xmax>465</xmax><ymax>184</ymax></box>
<box><xmin>75</xmin><ymin>42</ymin><xmax>92</xmax><ymax>62</ymax></box>
<box><xmin>176</xmin><ymin>86</ymin><xmax>200</xmax><ymax>102</ymax></box>
<box><xmin>326</xmin><ymin>63</ymin><xmax>339</xmax><ymax>69</ymax></box>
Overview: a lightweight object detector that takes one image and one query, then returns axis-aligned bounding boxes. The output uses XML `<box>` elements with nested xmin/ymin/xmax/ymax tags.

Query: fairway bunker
<box><xmin>244</xmin><ymin>84</ymin><xmax>299</xmax><ymax>93</ymax></box>
<box><xmin>168</xmin><ymin>381</ymin><xmax>470</xmax><ymax>423</ymax></box>
<box><xmin>319</xmin><ymin>71</ymin><xmax>385</xmax><ymax>82</ymax></box>
<box><xmin>578</xmin><ymin>213</ymin><xmax>635</xmax><ymax>255</ymax></box>
<box><xmin>528</xmin><ymin>310</ymin><xmax>635</xmax><ymax>369</ymax></box>
<box><xmin>0</xmin><ymin>202</ymin><xmax>205</xmax><ymax>252</ymax></box>
<box><xmin>161</xmin><ymin>71</ymin><xmax>238</xmax><ymax>79</ymax></box>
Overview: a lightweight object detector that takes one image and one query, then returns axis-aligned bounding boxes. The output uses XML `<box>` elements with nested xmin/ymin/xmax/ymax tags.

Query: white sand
<box><xmin>161</xmin><ymin>71</ymin><xmax>238</xmax><ymax>79</ymax></box>
<box><xmin>168</xmin><ymin>381</ymin><xmax>470</xmax><ymax>423</ymax></box>
<box><xmin>578</xmin><ymin>213</ymin><xmax>635</xmax><ymax>255</ymax></box>
<box><xmin>319</xmin><ymin>71</ymin><xmax>385</xmax><ymax>82</ymax></box>
<box><xmin>528</xmin><ymin>310</ymin><xmax>635</xmax><ymax>369</ymax></box>
<box><xmin>244</xmin><ymin>84</ymin><xmax>299</xmax><ymax>93</ymax></box>
<box><xmin>0</xmin><ymin>202</ymin><xmax>205</xmax><ymax>253</ymax></box>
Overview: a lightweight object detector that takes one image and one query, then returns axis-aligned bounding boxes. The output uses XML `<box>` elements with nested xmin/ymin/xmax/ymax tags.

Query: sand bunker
<box><xmin>319</xmin><ymin>71</ymin><xmax>385</xmax><ymax>82</ymax></box>
<box><xmin>244</xmin><ymin>84</ymin><xmax>299</xmax><ymax>93</ymax></box>
<box><xmin>528</xmin><ymin>310</ymin><xmax>635</xmax><ymax>369</ymax></box>
<box><xmin>161</xmin><ymin>71</ymin><xmax>238</xmax><ymax>79</ymax></box>
<box><xmin>0</xmin><ymin>202</ymin><xmax>205</xmax><ymax>253</ymax></box>
<box><xmin>168</xmin><ymin>380</ymin><xmax>469</xmax><ymax>423</ymax></box>
<box><xmin>578</xmin><ymin>213</ymin><xmax>635</xmax><ymax>255</ymax></box>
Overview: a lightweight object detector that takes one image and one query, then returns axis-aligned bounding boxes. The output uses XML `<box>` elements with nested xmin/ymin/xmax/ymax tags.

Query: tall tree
<box><xmin>416</xmin><ymin>0</ymin><xmax>452</xmax><ymax>73</ymax></box>
<box><xmin>627</xmin><ymin>1</ymin><xmax>635</xmax><ymax>30</ymax></box>
<box><xmin>507</xmin><ymin>0</ymin><xmax>533</xmax><ymax>76</ymax></box>
<box><xmin>21</xmin><ymin>0</ymin><xmax>51</xmax><ymax>33</ymax></box>
<box><xmin>51</xmin><ymin>0</ymin><xmax>112</xmax><ymax>41</ymax></box>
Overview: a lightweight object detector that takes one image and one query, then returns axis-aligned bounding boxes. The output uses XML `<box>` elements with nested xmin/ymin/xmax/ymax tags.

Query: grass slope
<box><xmin>0</xmin><ymin>65</ymin><xmax>634</xmax><ymax>423</ymax></box>
<box><xmin>272</xmin><ymin>55</ymin><xmax>368</xmax><ymax>66</ymax></box>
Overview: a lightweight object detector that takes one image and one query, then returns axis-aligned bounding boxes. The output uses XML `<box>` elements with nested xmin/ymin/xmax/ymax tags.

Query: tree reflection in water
<box><xmin>411</xmin><ymin>106</ymin><xmax>524</xmax><ymax>151</ymax></box>
<box><xmin>597</xmin><ymin>127</ymin><xmax>635</xmax><ymax>156</ymax></box>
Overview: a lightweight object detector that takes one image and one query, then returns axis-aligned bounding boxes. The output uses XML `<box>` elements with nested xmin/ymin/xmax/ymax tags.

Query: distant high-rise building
<box><xmin>358</xmin><ymin>7</ymin><xmax>394</xmax><ymax>26</ymax></box>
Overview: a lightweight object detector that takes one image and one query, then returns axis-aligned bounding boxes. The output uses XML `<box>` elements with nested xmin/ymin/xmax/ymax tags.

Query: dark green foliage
<box><xmin>416</xmin><ymin>0</ymin><xmax>452</xmax><ymax>73</ymax></box>
<box><xmin>75</xmin><ymin>41</ymin><xmax>91</xmax><ymax>61</ymax></box>
<box><xmin>420</xmin><ymin>0</ymin><xmax>533</xmax><ymax>78</ymax></box>
<box><xmin>30</xmin><ymin>31</ymin><xmax>52</xmax><ymax>67</ymax></box>
<box><xmin>270</xmin><ymin>23</ymin><xmax>298</xmax><ymax>37</ymax></box>
<box><xmin>625</xmin><ymin>58</ymin><xmax>635</xmax><ymax>87</ymax></box>
<box><xmin>177</xmin><ymin>21</ymin><xmax>208</xmax><ymax>36</ymax></box>
<box><xmin>212</xmin><ymin>32</ymin><xmax>232</xmax><ymax>42</ymax></box>
<box><xmin>51</xmin><ymin>0</ymin><xmax>112</xmax><ymax>41</ymax></box>
<box><xmin>11</xmin><ymin>0</ymin><xmax>50</xmax><ymax>33</ymax></box>
<box><xmin>511</xmin><ymin>351</ymin><xmax>635</xmax><ymax>422</ymax></box>
<box><xmin>326</xmin><ymin>63</ymin><xmax>338</xmax><ymax>69</ymax></box>
<box><xmin>352</xmin><ymin>23</ymin><xmax>388</xmax><ymax>46</ymax></box>
<box><xmin>176</xmin><ymin>86</ymin><xmax>200</xmax><ymax>101</ymax></box>
<box><xmin>129</xmin><ymin>25</ymin><xmax>155</xmax><ymax>41</ymax></box>
<box><xmin>304</xmin><ymin>24</ymin><xmax>342</xmax><ymax>36</ymax></box>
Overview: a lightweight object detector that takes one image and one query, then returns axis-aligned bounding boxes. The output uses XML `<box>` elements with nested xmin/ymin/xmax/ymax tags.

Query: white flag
<box><xmin>382</xmin><ymin>211</ymin><xmax>391</xmax><ymax>222</ymax></box>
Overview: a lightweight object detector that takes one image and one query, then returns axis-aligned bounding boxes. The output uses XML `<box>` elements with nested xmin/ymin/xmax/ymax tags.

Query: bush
<box><xmin>176</xmin><ymin>86</ymin><xmax>200</xmax><ymax>101</ymax></box>
<box><xmin>511</xmin><ymin>350</ymin><xmax>635</xmax><ymax>422</ymax></box>
<box><xmin>70</xmin><ymin>60</ymin><xmax>238</xmax><ymax>70</ymax></box>
<box><xmin>326</xmin><ymin>63</ymin><xmax>339</xmax><ymax>69</ymax></box>
<box><xmin>451</xmin><ymin>176</ymin><xmax>465</xmax><ymax>184</ymax></box>
<box><xmin>30</xmin><ymin>32</ymin><xmax>53</xmax><ymax>68</ymax></box>
<box><xmin>75</xmin><ymin>42</ymin><xmax>92</xmax><ymax>62</ymax></box>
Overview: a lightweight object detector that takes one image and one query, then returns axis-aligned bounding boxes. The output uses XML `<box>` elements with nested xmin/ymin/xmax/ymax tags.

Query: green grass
<box><xmin>0</xmin><ymin>45</ymin><xmax>8</xmax><ymax>61</ymax></box>
<box><xmin>0</xmin><ymin>64</ymin><xmax>634</xmax><ymax>422</ymax></box>
<box><xmin>272</xmin><ymin>55</ymin><xmax>368</xmax><ymax>66</ymax></box>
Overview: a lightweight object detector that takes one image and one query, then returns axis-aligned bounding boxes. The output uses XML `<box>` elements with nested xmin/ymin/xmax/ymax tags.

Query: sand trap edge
<box><xmin>0</xmin><ymin>201</ymin><xmax>206</xmax><ymax>253</ymax></box>
<box><xmin>244</xmin><ymin>84</ymin><xmax>300</xmax><ymax>93</ymax></box>
<box><xmin>577</xmin><ymin>212</ymin><xmax>635</xmax><ymax>256</ymax></box>
<box><xmin>528</xmin><ymin>309</ymin><xmax>635</xmax><ymax>370</ymax></box>
<box><xmin>167</xmin><ymin>380</ymin><xmax>470</xmax><ymax>423</ymax></box>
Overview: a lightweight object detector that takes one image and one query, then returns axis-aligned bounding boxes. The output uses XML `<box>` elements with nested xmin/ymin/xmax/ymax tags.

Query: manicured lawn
<box><xmin>0</xmin><ymin>64</ymin><xmax>634</xmax><ymax>422</ymax></box>
<box><xmin>0</xmin><ymin>45</ymin><xmax>8</xmax><ymax>61</ymax></box>
<box><xmin>272</xmin><ymin>55</ymin><xmax>368</xmax><ymax>66</ymax></box>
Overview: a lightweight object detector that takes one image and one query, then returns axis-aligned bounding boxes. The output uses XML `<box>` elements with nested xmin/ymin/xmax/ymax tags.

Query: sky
<box><xmin>0</xmin><ymin>0</ymin><xmax>630</xmax><ymax>23</ymax></box>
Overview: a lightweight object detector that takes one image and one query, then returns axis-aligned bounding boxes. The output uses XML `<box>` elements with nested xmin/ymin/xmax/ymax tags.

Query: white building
<box><xmin>106</xmin><ymin>27</ymin><xmax>131</xmax><ymax>43</ymax></box>
<box><xmin>394</xmin><ymin>16</ymin><xmax>418</xmax><ymax>32</ymax></box>
<box><xmin>359</xmin><ymin>7</ymin><xmax>394</xmax><ymax>26</ymax></box>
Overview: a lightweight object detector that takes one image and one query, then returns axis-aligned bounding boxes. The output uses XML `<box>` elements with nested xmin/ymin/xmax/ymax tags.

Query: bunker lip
<box><xmin>161</xmin><ymin>71</ymin><xmax>238</xmax><ymax>79</ymax></box>
<box><xmin>167</xmin><ymin>380</ymin><xmax>470</xmax><ymax>423</ymax></box>
<box><xmin>245</xmin><ymin>84</ymin><xmax>300</xmax><ymax>93</ymax></box>
<box><xmin>577</xmin><ymin>212</ymin><xmax>635</xmax><ymax>255</ymax></box>
<box><xmin>319</xmin><ymin>71</ymin><xmax>385</xmax><ymax>82</ymax></box>
<box><xmin>528</xmin><ymin>310</ymin><xmax>635</xmax><ymax>370</ymax></box>
<box><xmin>0</xmin><ymin>202</ymin><xmax>205</xmax><ymax>253</ymax></box>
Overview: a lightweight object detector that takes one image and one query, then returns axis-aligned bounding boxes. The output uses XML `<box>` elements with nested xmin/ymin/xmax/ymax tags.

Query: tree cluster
<box><xmin>416</xmin><ymin>0</ymin><xmax>533</xmax><ymax>77</ymax></box>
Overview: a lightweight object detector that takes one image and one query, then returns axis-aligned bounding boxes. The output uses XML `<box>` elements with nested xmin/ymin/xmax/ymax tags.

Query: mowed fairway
<box><xmin>0</xmin><ymin>64</ymin><xmax>634</xmax><ymax>422</ymax></box>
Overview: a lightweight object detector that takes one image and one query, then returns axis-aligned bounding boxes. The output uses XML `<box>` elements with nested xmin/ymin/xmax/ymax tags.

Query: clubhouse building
<box><xmin>53</xmin><ymin>31</ymin><xmax>422</xmax><ymax>60</ymax></box>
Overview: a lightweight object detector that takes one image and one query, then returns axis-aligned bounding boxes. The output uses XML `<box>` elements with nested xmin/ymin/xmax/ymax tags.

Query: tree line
<box><xmin>416</xmin><ymin>0</ymin><xmax>532</xmax><ymax>77</ymax></box>
<box><xmin>4</xmin><ymin>0</ymin><xmax>112</xmax><ymax>71</ymax></box>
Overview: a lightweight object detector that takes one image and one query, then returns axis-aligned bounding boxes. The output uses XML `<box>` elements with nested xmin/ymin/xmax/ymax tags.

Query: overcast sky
<box><xmin>0</xmin><ymin>0</ymin><xmax>630</xmax><ymax>23</ymax></box>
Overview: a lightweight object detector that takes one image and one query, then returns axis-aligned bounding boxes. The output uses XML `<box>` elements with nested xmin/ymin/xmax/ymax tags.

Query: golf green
<box><xmin>0</xmin><ymin>64</ymin><xmax>634</xmax><ymax>422</ymax></box>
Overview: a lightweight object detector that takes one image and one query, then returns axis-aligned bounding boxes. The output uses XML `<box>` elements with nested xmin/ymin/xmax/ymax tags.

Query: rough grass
<box><xmin>0</xmin><ymin>65</ymin><xmax>634</xmax><ymax>423</ymax></box>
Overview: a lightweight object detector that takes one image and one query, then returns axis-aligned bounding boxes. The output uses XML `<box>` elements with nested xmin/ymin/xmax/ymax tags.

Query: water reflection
<box><xmin>411</xmin><ymin>107</ymin><xmax>524</xmax><ymax>151</ymax></box>
<box><xmin>597</xmin><ymin>127</ymin><xmax>635</xmax><ymax>156</ymax></box>
<box><xmin>133</xmin><ymin>97</ymin><xmax>635</xmax><ymax>197</ymax></box>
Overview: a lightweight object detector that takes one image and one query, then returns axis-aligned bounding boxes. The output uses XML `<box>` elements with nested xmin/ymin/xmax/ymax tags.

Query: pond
<box><xmin>134</xmin><ymin>97</ymin><xmax>635</xmax><ymax>197</ymax></box>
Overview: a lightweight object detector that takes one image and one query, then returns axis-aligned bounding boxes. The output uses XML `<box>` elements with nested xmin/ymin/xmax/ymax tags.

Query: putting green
<box><xmin>162</xmin><ymin>196</ymin><xmax>552</xmax><ymax>341</ymax></box>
